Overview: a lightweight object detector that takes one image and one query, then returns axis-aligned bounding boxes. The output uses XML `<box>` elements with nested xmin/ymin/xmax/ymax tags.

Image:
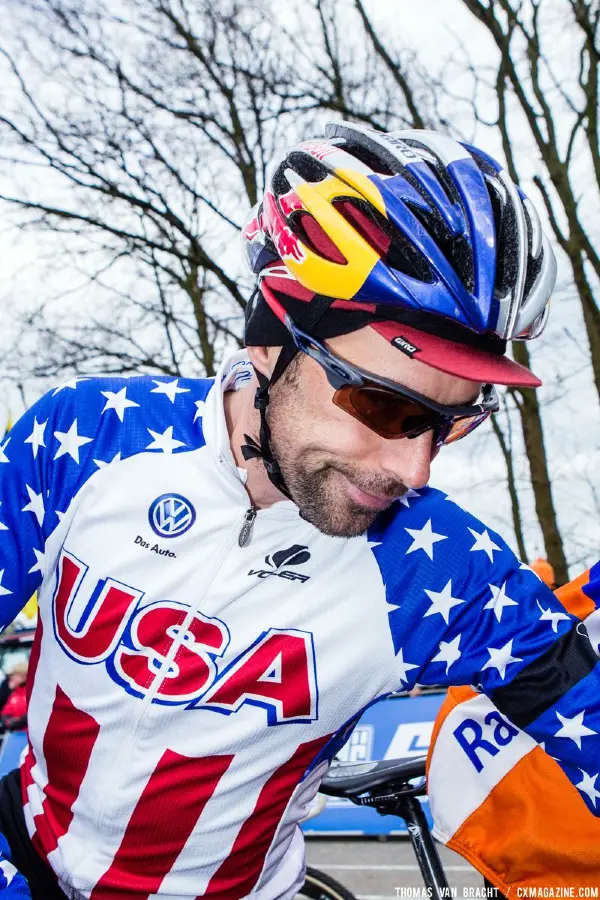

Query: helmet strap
<box><xmin>241</xmin><ymin>347</ymin><xmax>296</xmax><ymax>500</ymax></box>
<box><xmin>241</xmin><ymin>293</ymin><xmax>333</xmax><ymax>501</ymax></box>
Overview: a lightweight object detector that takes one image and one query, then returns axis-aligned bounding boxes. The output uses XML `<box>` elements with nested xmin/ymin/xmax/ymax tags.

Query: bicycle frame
<box><xmin>319</xmin><ymin>758</ymin><xmax>450</xmax><ymax>899</ymax></box>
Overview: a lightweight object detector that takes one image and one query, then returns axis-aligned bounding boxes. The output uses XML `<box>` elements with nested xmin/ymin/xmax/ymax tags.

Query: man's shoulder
<box><xmin>371</xmin><ymin>485</ymin><xmax>487</xmax><ymax>536</ymax></box>
<box><xmin>5</xmin><ymin>374</ymin><xmax>215</xmax><ymax>509</ymax></box>
<box><xmin>367</xmin><ymin>485</ymin><xmax>515</xmax><ymax>588</ymax></box>
<box><xmin>38</xmin><ymin>373</ymin><xmax>214</xmax><ymax>453</ymax></box>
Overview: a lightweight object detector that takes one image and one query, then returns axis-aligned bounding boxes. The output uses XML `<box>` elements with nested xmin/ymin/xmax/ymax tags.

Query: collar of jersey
<box><xmin>202</xmin><ymin>350</ymin><xmax>299</xmax><ymax>515</ymax></box>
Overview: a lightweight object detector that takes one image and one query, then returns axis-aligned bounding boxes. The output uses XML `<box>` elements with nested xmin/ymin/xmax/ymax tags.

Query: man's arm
<box><xmin>0</xmin><ymin>386</ymin><xmax>91</xmax><ymax>899</ymax></box>
<box><xmin>375</xmin><ymin>489</ymin><xmax>600</xmax><ymax>815</ymax></box>
<box><xmin>426</xmin><ymin>565</ymin><xmax>600</xmax><ymax>891</ymax></box>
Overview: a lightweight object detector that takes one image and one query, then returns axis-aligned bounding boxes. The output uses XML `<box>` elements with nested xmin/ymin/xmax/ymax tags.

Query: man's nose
<box><xmin>375</xmin><ymin>430</ymin><xmax>435</xmax><ymax>490</ymax></box>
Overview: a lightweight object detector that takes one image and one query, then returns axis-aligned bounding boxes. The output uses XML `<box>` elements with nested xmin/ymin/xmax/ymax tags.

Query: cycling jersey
<box><xmin>428</xmin><ymin>565</ymin><xmax>600</xmax><ymax>892</ymax></box>
<box><xmin>0</xmin><ymin>350</ymin><xmax>598</xmax><ymax>900</ymax></box>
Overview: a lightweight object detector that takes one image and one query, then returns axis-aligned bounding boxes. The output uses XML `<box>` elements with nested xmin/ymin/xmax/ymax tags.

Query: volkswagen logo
<box><xmin>148</xmin><ymin>494</ymin><xmax>196</xmax><ymax>538</ymax></box>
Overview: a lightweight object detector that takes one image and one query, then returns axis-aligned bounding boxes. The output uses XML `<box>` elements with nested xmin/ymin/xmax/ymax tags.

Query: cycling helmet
<box><xmin>241</xmin><ymin>121</ymin><xmax>557</xmax><ymax>495</ymax></box>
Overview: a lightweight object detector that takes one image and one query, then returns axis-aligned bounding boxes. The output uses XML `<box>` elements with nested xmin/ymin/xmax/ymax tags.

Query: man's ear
<box><xmin>246</xmin><ymin>345</ymin><xmax>282</xmax><ymax>380</ymax></box>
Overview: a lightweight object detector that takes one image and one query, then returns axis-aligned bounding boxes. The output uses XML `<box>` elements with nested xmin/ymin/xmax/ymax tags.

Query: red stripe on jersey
<box><xmin>20</xmin><ymin>746</ymin><xmax>47</xmax><ymax>861</ymax></box>
<box><xmin>201</xmin><ymin>736</ymin><xmax>330</xmax><ymax>900</ymax></box>
<box><xmin>90</xmin><ymin>750</ymin><xmax>234</xmax><ymax>900</ymax></box>
<box><xmin>33</xmin><ymin>686</ymin><xmax>100</xmax><ymax>856</ymax></box>
<box><xmin>26</xmin><ymin>618</ymin><xmax>43</xmax><ymax>708</ymax></box>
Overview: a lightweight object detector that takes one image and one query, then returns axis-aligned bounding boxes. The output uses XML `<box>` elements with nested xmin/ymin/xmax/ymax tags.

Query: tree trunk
<box><xmin>490</xmin><ymin>413</ymin><xmax>529</xmax><ymax>561</ymax></box>
<box><xmin>511</xmin><ymin>343</ymin><xmax>569</xmax><ymax>584</ymax></box>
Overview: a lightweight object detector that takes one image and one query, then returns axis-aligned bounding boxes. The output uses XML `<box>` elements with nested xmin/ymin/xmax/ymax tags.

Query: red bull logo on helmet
<box><xmin>278</xmin><ymin>187</ymin><xmax>304</xmax><ymax>218</ymax></box>
<box><xmin>299</xmin><ymin>140</ymin><xmax>338</xmax><ymax>161</ymax></box>
<box><xmin>242</xmin><ymin>212</ymin><xmax>262</xmax><ymax>244</ymax></box>
<box><xmin>263</xmin><ymin>191</ymin><xmax>306</xmax><ymax>263</ymax></box>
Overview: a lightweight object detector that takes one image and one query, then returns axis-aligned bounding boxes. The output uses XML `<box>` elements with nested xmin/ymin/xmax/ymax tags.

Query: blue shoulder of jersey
<box><xmin>0</xmin><ymin>375</ymin><xmax>212</xmax><ymax>627</ymax></box>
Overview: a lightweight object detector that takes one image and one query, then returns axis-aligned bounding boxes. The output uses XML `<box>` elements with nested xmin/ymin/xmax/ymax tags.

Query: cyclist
<box><xmin>0</xmin><ymin>122</ymin><xmax>598</xmax><ymax>899</ymax></box>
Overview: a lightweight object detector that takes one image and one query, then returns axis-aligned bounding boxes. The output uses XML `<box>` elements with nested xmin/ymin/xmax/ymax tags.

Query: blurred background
<box><xmin>0</xmin><ymin>0</ymin><xmax>598</xmax><ymax>581</ymax></box>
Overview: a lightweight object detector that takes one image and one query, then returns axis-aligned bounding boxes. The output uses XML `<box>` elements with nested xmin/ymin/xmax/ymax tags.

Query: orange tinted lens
<box><xmin>443</xmin><ymin>411</ymin><xmax>490</xmax><ymax>444</ymax></box>
<box><xmin>333</xmin><ymin>385</ymin><xmax>436</xmax><ymax>439</ymax></box>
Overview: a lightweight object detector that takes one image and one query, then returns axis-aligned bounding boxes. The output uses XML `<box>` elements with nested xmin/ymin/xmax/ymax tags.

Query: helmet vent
<box><xmin>488</xmin><ymin>180</ymin><xmax>518</xmax><ymax>299</ymax></box>
<box><xmin>294</xmin><ymin>212</ymin><xmax>347</xmax><ymax>263</ymax></box>
<box><xmin>337</xmin><ymin>140</ymin><xmax>396</xmax><ymax>176</ymax></box>
<box><xmin>332</xmin><ymin>199</ymin><xmax>391</xmax><ymax>256</ymax></box>
<box><xmin>406</xmin><ymin>201</ymin><xmax>474</xmax><ymax>292</ymax></box>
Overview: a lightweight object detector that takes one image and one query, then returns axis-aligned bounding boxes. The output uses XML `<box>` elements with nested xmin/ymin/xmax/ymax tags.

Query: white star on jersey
<box><xmin>55</xmin><ymin>501</ymin><xmax>74</xmax><ymax>525</ymax></box>
<box><xmin>432</xmin><ymin>634</ymin><xmax>462</xmax><ymax>673</ymax></box>
<box><xmin>52</xmin><ymin>377</ymin><xmax>87</xmax><ymax>396</ymax></box>
<box><xmin>398</xmin><ymin>489</ymin><xmax>420</xmax><ymax>508</ymax></box>
<box><xmin>554</xmin><ymin>710</ymin><xmax>597</xmax><ymax>749</ymax></box>
<box><xmin>100</xmin><ymin>388</ymin><xmax>140</xmax><ymax>423</ymax></box>
<box><xmin>94</xmin><ymin>451</ymin><xmax>123</xmax><ymax>469</ymax></box>
<box><xmin>423</xmin><ymin>580</ymin><xmax>464</xmax><ymax>624</ymax></box>
<box><xmin>0</xmin><ymin>569</ymin><xmax>12</xmax><ymax>597</ymax></box>
<box><xmin>0</xmin><ymin>438</ymin><xmax>10</xmax><ymax>464</ymax></box>
<box><xmin>482</xmin><ymin>639</ymin><xmax>522</xmax><ymax>680</ymax></box>
<box><xmin>24</xmin><ymin>417</ymin><xmax>47</xmax><ymax>459</ymax></box>
<box><xmin>536</xmin><ymin>600</ymin><xmax>570</xmax><ymax>633</ymax></box>
<box><xmin>0</xmin><ymin>570</ymin><xmax>11</xmax><ymax>597</ymax></box>
<box><xmin>151</xmin><ymin>379</ymin><xmax>190</xmax><ymax>404</ymax></box>
<box><xmin>468</xmin><ymin>527</ymin><xmax>501</xmax><ymax>562</ymax></box>
<box><xmin>484</xmin><ymin>581</ymin><xmax>519</xmax><ymax>622</ymax></box>
<box><xmin>54</xmin><ymin>420</ymin><xmax>93</xmax><ymax>463</ymax></box>
<box><xmin>405</xmin><ymin>519</ymin><xmax>447</xmax><ymax>560</ymax></box>
<box><xmin>146</xmin><ymin>426</ymin><xmax>185</xmax><ymax>454</ymax></box>
<box><xmin>28</xmin><ymin>547</ymin><xmax>46</xmax><ymax>575</ymax></box>
<box><xmin>22</xmin><ymin>485</ymin><xmax>45</xmax><ymax>526</ymax></box>
<box><xmin>396</xmin><ymin>648</ymin><xmax>419</xmax><ymax>684</ymax></box>
<box><xmin>0</xmin><ymin>503</ymin><xmax>7</xmax><ymax>532</ymax></box>
<box><xmin>575</xmin><ymin>769</ymin><xmax>600</xmax><ymax>807</ymax></box>
<box><xmin>194</xmin><ymin>400</ymin><xmax>206</xmax><ymax>423</ymax></box>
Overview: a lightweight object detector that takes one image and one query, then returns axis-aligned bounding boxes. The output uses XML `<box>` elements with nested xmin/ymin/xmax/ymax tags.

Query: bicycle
<box><xmin>297</xmin><ymin>755</ymin><xmax>499</xmax><ymax>900</ymax></box>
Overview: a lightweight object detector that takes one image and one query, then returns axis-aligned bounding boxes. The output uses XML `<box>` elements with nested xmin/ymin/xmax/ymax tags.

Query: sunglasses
<box><xmin>285</xmin><ymin>317</ymin><xmax>499</xmax><ymax>445</ymax></box>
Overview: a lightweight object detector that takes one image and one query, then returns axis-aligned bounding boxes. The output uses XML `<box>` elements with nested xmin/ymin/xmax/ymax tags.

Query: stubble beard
<box><xmin>266</xmin><ymin>363</ymin><xmax>408</xmax><ymax>538</ymax></box>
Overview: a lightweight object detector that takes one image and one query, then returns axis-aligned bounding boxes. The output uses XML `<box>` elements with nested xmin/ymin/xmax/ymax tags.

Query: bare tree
<box><xmin>0</xmin><ymin>0</ymin><xmax>296</xmax><ymax>377</ymax></box>
<box><xmin>459</xmin><ymin>0</ymin><xmax>600</xmax><ymax>401</ymax></box>
<box><xmin>0</xmin><ymin>0</ymin><xmax>589</xmax><ymax>576</ymax></box>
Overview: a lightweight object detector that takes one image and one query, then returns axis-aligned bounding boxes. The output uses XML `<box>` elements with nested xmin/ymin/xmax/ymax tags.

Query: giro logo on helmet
<box><xmin>148</xmin><ymin>494</ymin><xmax>196</xmax><ymax>538</ymax></box>
<box><xmin>248</xmin><ymin>545</ymin><xmax>311</xmax><ymax>584</ymax></box>
<box><xmin>392</xmin><ymin>336</ymin><xmax>419</xmax><ymax>357</ymax></box>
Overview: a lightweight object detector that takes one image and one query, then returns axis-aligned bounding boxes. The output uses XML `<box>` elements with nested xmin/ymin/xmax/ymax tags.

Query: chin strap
<box><xmin>240</xmin><ymin>346</ymin><xmax>297</xmax><ymax>500</ymax></box>
<box><xmin>241</xmin><ymin>290</ymin><xmax>334</xmax><ymax>501</ymax></box>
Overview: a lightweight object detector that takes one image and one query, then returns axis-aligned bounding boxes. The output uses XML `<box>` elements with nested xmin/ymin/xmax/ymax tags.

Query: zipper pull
<box><xmin>238</xmin><ymin>506</ymin><xmax>257</xmax><ymax>547</ymax></box>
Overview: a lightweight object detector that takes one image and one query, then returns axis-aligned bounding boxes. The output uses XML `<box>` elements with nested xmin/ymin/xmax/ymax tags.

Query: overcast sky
<box><xmin>0</xmin><ymin>0</ymin><xmax>598</xmax><ymax>574</ymax></box>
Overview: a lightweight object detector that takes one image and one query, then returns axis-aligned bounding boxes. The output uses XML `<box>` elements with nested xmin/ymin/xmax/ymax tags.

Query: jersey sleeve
<box><xmin>0</xmin><ymin>388</ymin><xmax>69</xmax><ymax>629</ymax></box>
<box><xmin>0</xmin><ymin>374</ymin><xmax>211</xmax><ymax>632</ymax></box>
<box><xmin>0</xmin><ymin>833</ymin><xmax>31</xmax><ymax>898</ymax></box>
<box><xmin>370</xmin><ymin>488</ymin><xmax>600</xmax><ymax>816</ymax></box>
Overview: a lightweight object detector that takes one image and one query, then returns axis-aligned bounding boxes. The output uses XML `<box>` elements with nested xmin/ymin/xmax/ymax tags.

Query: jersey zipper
<box><xmin>94</xmin><ymin>504</ymin><xmax>257</xmax><ymax>846</ymax></box>
<box><xmin>238</xmin><ymin>506</ymin><xmax>257</xmax><ymax>547</ymax></box>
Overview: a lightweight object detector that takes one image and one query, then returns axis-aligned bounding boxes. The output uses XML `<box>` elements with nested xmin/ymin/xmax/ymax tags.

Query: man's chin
<box><xmin>295</xmin><ymin>482</ymin><xmax>385</xmax><ymax>537</ymax></box>
<box><xmin>282</xmin><ymin>463</ymin><xmax>401</xmax><ymax>538</ymax></box>
<box><xmin>297</xmin><ymin>501</ymin><xmax>380</xmax><ymax>538</ymax></box>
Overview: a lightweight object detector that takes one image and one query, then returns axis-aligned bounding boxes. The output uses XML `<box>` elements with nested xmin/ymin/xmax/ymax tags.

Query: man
<box><xmin>0</xmin><ymin>122</ymin><xmax>597</xmax><ymax>899</ymax></box>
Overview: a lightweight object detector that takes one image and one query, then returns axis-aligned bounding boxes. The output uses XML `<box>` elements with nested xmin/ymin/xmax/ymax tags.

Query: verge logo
<box><xmin>248</xmin><ymin>545</ymin><xmax>311</xmax><ymax>584</ymax></box>
<box><xmin>149</xmin><ymin>493</ymin><xmax>196</xmax><ymax>538</ymax></box>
